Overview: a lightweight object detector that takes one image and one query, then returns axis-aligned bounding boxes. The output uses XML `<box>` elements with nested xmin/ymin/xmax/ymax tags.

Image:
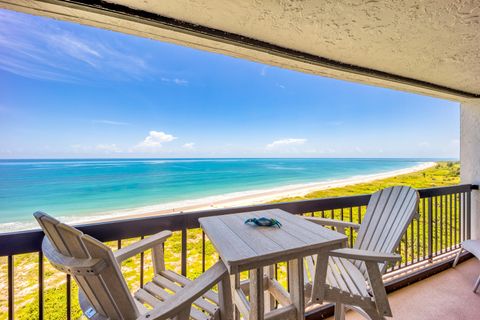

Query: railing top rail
<box><xmin>418</xmin><ymin>183</ymin><xmax>476</xmax><ymax>197</ymax></box>
<box><xmin>0</xmin><ymin>183</ymin><xmax>476</xmax><ymax>257</ymax></box>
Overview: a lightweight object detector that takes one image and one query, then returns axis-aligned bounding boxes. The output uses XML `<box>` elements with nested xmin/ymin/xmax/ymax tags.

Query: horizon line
<box><xmin>0</xmin><ymin>157</ymin><xmax>459</xmax><ymax>161</ymax></box>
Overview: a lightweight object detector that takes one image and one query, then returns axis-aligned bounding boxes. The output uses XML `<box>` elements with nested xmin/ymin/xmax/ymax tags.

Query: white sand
<box><xmin>93</xmin><ymin>161</ymin><xmax>436</xmax><ymax>222</ymax></box>
<box><xmin>0</xmin><ymin>162</ymin><xmax>436</xmax><ymax>231</ymax></box>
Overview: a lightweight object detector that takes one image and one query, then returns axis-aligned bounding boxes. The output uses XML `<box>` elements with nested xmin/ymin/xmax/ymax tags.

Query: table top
<box><xmin>199</xmin><ymin>209</ymin><xmax>347</xmax><ymax>274</ymax></box>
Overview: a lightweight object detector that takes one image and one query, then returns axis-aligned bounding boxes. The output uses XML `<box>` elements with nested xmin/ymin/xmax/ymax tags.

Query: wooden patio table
<box><xmin>199</xmin><ymin>209</ymin><xmax>347</xmax><ymax>320</ymax></box>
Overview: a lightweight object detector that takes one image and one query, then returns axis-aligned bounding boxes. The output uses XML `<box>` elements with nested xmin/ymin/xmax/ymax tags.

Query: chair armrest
<box><xmin>329</xmin><ymin>248</ymin><xmax>401</xmax><ymax>263</ymax></box>
<box><xmin>115</xmin><ymin>230</ymin><xmax>172</xmax><ymax>263</ymax></box>
<box><xmin>137</xmin><ymin>261</ymin><xmax>228</xmax><ymax>320</ymax></box>
<box><xmin>304</xmin><ymin>217</ymin><xmax>360</xmax><ymax>230</ymax></box>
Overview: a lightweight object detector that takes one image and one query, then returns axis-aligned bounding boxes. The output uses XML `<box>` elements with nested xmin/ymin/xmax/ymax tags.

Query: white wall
<box><xmin>461</xmin><ymin>99</ymin><xmax>480</xmax><ymax>239</ymax></box>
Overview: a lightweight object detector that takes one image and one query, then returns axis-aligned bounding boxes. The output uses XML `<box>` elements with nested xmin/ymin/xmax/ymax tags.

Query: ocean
<box><xmin>0</xmin><ymin>158</ymin><xmax>431</xmax><ymax>232</ymax></box>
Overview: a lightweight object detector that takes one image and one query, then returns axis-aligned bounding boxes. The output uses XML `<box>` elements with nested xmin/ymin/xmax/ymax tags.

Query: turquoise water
<box><xmin>0</xmin><ymin>158</ymin><xmax>429</xmax><ymax>231</ymax></box>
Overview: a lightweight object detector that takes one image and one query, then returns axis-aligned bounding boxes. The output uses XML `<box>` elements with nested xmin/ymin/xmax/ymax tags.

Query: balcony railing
<box><xmin>0</xmin><ymin>184</ymin><xmax>476</xmax><ymax>320</ymax></box>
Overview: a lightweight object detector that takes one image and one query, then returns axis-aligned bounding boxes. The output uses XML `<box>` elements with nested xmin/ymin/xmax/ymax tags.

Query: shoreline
<box><xmin>0</xmin><ymin>161</ymin><xmax>436</xmax><ymax>231</ymax></box>
<box><xmin>74</xmin><ymin>162</ymin><xmax>437</xmax><ymax>223</ymax></box>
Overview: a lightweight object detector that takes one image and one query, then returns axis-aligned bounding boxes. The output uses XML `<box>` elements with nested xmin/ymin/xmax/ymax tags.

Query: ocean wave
<box><xmin>0</xmin><ymin>161</ymin><xmax>435</xmax><ymax>233</ymax></box>
<box><xmin>265</xmin><ymin>165</ymin><xmax>305</xmax><ymax>170</ymax></box>
<box><xmin>0</xmin><ymin>158</ymin><xmax>245</xmax><ymax>168</ymax></box>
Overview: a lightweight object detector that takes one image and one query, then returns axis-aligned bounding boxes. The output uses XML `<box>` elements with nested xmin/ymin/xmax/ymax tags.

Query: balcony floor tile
<box><xmin>328</xmin><ymin>258</ymin><xmax>480</xmax><ymax>320</ymax></box>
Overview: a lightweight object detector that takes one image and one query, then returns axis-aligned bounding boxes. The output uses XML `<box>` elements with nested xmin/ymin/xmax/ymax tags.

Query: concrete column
<box><xmin>460</xmin><ymin>99</ymin><xmax>480</xmax><ymax>240</ymax></box>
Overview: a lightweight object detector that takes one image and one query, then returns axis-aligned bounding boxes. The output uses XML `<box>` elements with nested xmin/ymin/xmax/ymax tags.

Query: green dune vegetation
<box><xmin>272</xmin><ymin>161</ymin><xmax>460</xmax><ymax>202</ymax></box>
<box><xmin>0</xmin><ymin>161</ymin><xmax>460</xmax><ymax>319</ymax></box>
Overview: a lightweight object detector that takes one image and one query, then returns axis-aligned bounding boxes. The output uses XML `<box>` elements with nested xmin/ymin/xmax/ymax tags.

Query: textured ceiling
<box><xmin>107</xmin><ymin>0</ymin><xmax>480</xmax><ymax>96</ymax></box>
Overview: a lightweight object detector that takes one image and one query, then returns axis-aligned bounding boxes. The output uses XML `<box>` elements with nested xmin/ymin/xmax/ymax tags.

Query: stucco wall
<box><xmin>461</xmin><ymin>99</ymin><xmax>480</xmax><ymax>239</ymax></box>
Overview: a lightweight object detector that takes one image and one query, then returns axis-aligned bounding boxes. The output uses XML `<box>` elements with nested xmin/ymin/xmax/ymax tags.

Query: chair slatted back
<box><xmin>35</xmin><ymin>212</ymin><xmax>139</xmax><ymax>320</ymax></box>
<box><xmin>353</xmin><ymin>186</ymin><xmax>419</xmax><ymax>276</ymax></box>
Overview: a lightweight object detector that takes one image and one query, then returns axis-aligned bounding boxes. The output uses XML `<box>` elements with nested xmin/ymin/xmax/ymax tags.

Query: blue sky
<box><xmin>0</xmin><ymin>9</ymin><xmax>460</xmax><ymax>159</ymax></box>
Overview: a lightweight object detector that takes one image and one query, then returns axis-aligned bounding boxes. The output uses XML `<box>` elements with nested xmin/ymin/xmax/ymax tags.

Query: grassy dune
<box><xmin>271</xmin><ymin>161</ymin><xmax>461</xmax><ymax>267</ymax></box>
<box><xmin>271</xmin><ymin>161</ymin><xmax>459</xmax><ymax>203</ymax></box>
<box><xmin>0</xmin><ymin>161</ymin><xmax>459</xmax><ymax>319</ymax></box>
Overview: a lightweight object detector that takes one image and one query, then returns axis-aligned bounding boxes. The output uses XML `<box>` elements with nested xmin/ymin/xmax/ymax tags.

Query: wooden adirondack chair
<box><xmin>34</xmin><ymin>212</ymin><xmax>233</xmax><ymax>320</ymax></box>
<box><xmin>303</xmin><ymin>186</ymin><xmax>419</xmax><ymax>320</ymax></box>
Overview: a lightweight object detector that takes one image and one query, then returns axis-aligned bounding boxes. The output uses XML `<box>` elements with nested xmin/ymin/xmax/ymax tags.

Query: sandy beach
<box><xmin>93</xmin><ymin>161</ymin><xmax>436</xmax><ymax>223</ymax></box>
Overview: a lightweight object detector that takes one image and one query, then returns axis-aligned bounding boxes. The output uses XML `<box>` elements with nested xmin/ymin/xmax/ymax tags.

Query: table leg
<box><xmin>288</xmin><ymin>258</ymin><xmax>304</xmax><ymax>320</ymax></box>
<box><xmin>219</xmin><ymin>273</ymin><xmax>234</xmax><ymax>320</ymax></box>
<box><xmin>249</xmin><ymin>268</ymin><xmax>264</xmax><ymax>320</ymax></box>
<box><xmin>231</xmin><ymin>274</ymin><xmax>241</xmax><ymax>320</ymax></box>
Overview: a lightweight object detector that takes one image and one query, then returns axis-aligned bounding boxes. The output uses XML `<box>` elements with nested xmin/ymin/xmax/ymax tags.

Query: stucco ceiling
<box><xmin>1</xmin><ymin>0</ymin><xmax>479</xmax><ymax>99</ymax></box>
<box><xmin>107</xmin><ymin>0</ymin><xmax>480</xmax><ymax>96</ymax></box>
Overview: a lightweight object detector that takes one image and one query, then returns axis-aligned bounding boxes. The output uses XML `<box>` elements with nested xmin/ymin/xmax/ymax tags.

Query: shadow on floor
<box><xmin>327</xmin><ymin>258</ymin><xmax>480</xmax><ymax>320</ymax></box>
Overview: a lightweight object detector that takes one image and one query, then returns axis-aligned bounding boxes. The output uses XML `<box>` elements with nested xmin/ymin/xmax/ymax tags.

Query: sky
<box><xmin>0</xmin><ymin>9</ymin><xmax>460</xmax><ymax>159</ymax></box>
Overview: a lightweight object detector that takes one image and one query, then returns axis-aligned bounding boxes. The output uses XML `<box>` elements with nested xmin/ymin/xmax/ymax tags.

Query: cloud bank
<box><xmin>136</xmin><ymin>131</ymin><xmax>177</xmax><ymax>149</ymax></box>
<box><xmin>266</xmin><ymin>138</ymin><xmax>307</xmax><ymax>149</ymax></box>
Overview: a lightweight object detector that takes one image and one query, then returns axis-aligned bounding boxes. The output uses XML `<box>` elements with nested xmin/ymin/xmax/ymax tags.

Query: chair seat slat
<box><xmin>161</xmin><ymin>269</ymin><xmax>219</xmax><ymax>304</ymax></box>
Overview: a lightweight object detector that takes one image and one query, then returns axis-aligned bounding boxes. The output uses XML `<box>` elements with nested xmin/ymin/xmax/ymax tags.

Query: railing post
<box><xmin>202</xmin><ymin>231</ymin><xmax>206</xmax><ymax>273</ymax></box>
<box><xmin>140</xmin><ymin>236</ymin><xmax>145</xmax><ymax>288</ymax></box>
<box><xmin>181</xmin><ymin>228</ymin><xmax>187</xmax><ymax>276</ymax></box>
<box><xmin>66</xmin><ymin>274</ymin><xmax>71</xmax><ymax>320</ymax></box>
<box><xmin>428</xmin><ymin>197</ymin><xmax>433</xmax><ymax>262</ymax></box>
<box><xmin>467</xmin><ymin>190</ymin><xmax>472</xmax><ymax>240</ymax></box>
<box><xmin>39</xmin><ymin>252</ymin><xmax>44</xmax><ymax>320</ymax></box>
<box><xmin>8</xmin><ymin>255</ymin><xmax>13</xmax><ymax>320</ymax></box>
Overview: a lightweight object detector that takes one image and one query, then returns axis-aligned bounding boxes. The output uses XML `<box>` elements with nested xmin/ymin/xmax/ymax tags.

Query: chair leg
<box><xmin>335</xmin><ymin>303</ymin><xmax>345</xmax><ymax>320</ymax></box>
<box><xmin>264</xmin><ymin>265</ymin><xmax>275</xmax><ymax>312</ymax></box>
<box><xmin>174</xmin><ymin>308</ymin><xmax>190</xmax><ymax>320</ymax></box>
<box><xmin>347</xmin><ymin>305</ymin><xmax>373</xmax><ymax>320</ymax></box>
<box><xmin>452</xmin><ymin>248</ymin><xmax>463</xmax><ymax>267</ymax></box>
<box><xmin>363</xmin><ymin>308</ymin><xmax>385</xmax><ymax>320</ymax></box>
<box><xmin>473</xmin><ymin>275</ymin><xmax>480</xmax><ymax>293</ymax></box>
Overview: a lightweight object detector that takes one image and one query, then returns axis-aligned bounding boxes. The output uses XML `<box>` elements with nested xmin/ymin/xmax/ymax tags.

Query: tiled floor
<box><xmin>327</xmin><ymin>258</ymin><xmax>480</xmax><ymax>320</ymax></box>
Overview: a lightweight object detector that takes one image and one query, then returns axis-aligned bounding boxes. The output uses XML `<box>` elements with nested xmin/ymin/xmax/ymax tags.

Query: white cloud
<box><xmin>136</xmin><ymin>131</ymin><xmax>177</xmax><ymax>149</ymax></box>
<box><xmin>418</xmin><ymin>141</ymin><xmax>430</xmax><ymax>147</ymax></box>
<box><xmin>70</xmin><ymin>143</ymin><xmax>122</xmax><ymax>153</ymax></box>
<box><xmin>183</xmin><ymin>142</ymin><xmax>195</xmax><ymax>149</ymax></box>
<box><xmin>260</xmin><ymin>66</ymin><xmax>268</xmax><ymax>76</ymax></box>
<box><xmin>161</xmin><ymin>77</ymin><xmax>189</xmax><ymax>85</ymax></box>
<box><xmin>173</xmin><ymin>78</ymin><xmax>188</xmax><ymax>85</ymax></box>
<box><xmin>266</xmin><ymin>138</ymin><xmax>307</xmax><ymax>149</ymax></box>
<box><xmin>50</xmin><ymin>34</ymin><xmax>101</xmax><ymax>68</ymax></box>
<box><xmin>0</xmin><ymin>10</ymin><xmax>151</xmax><ymax>83</ymax></box>
<box><xmin>70</xmin><ymin>144</ymin><xmax>90</xmax><ymax>153</ymax></box>
<box><xmin>95</xmin><ymin>144</ymin><xmax>121</xmax><ymax>153</ymax></box>
<box><xmin>92</xmin><ymin>119</ymin><xmax>129</xmax><ymax>126</ymax></box>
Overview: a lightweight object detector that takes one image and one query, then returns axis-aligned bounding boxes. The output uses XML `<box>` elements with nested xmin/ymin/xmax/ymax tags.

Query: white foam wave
<box><xmin>0</xmin><ymin>162</ymin><xmax>436</xmax><ymax>233</ymax></box>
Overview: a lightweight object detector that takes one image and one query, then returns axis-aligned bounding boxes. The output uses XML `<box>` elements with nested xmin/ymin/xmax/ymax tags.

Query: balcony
<box><xmin>327</xmin><ymin>258</ymin><xmax>480</xmax><ymax>320</ymax></box>
<box><xmin>0</xmin><ymin>0</ymin><xmax>479</xmax><ymax>319</ymax></box>
<box><xmin>0</xmin><ymin>183</ymin><xmax>476</xmax><ymax>319</ymax></box>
